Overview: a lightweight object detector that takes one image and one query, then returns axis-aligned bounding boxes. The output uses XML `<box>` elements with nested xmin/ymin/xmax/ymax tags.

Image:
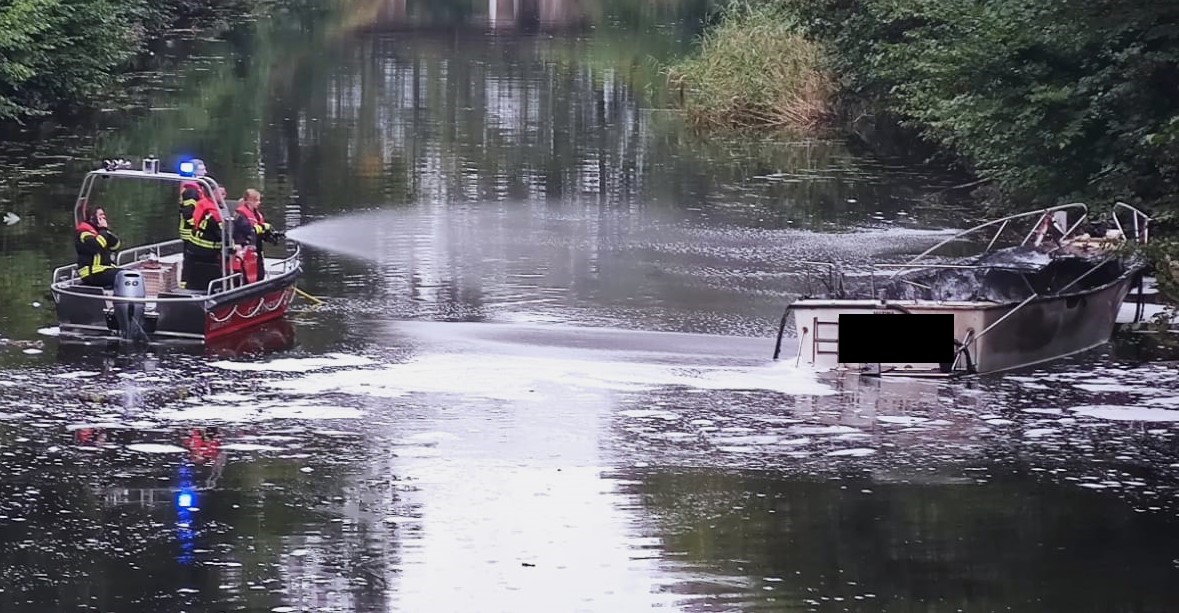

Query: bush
<box><xmin>786</xmin><ymin>0</ymin><xmax>1179</xmax><ymax>212</ymax></box>
<box><xmin>0</xmin><ymin>0</ymin><xmax>259</xmax><ymax>122</ymax></box>
<box><xmin>665</xmin><ymin>1</ymin><xmax>834</xmax><ymax>134</ymax></box>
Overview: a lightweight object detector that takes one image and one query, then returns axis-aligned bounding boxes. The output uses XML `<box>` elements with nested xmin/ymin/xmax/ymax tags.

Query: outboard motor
<box><xmin>113</xmin><ymin>270</ymin><xmax>148</xmax><ymax>342</ymax></box>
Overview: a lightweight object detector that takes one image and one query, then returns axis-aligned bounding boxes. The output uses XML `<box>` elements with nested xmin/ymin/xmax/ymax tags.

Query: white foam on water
<box><xmin>1145</xmin><ymin>397</ymin><xmax>1179</xmax><ymax>408</ymax></box>
<box><xmin>618</xmin><ymin>409</ymin><xmax>679</xmax><ymax>420</ymax></box>
<box><xmin>210</xmin><ymin>352</ymin><xmax>377</xmax><ymax>373</ymax></box>
<box><xmin>220</xmin><ymin>443</ymin><xmax>285</xmax><ymax>452</ymax></box>
<box><xmin>55</xmin><ymin>371</ymin><xmax>101</xmax><ymax>379</ymax></box>
<box><xmin>269</xmin><ymin>350</ymin><xmax>835</xmax><ymax>402</ymax></box>
<box><xmin>204</xmin><ymin>392</ymin><xmax>256</xmax><ymax>403</ymax></box>
<box><xmin>22</xmin><ymin>348</ymin><xmax>41</xmax><ymax>355</ymax></box>
<box><xmin>1070</xmin><ymin>405</ymin><xmax>1179</xmax><ymax>422</ymax></box>
<box><xmin>826</xmin><ymin>448</ymin><xmax>876</xmax><ymax>457</ymax></box>
<box><xmin>1074</xmin><ymin>383</ymin><xmax>1145</xmax><ymax>393</ymax></box>
<box><xmin>125</xmin><ymin>443</ymin><xmax>187</xmax><ymax>454</ymax></box>
<box><xmin>710</xmin><ymin>435</ymin><xmax>783</xmax><ymax>446</ymax></box>
<box><xmin>36</xmin><ymin>327</ymin><xmax>60</xmax><ymax>337</ymax></box>
<box><xmin>156</xmin><ymin>400</ymin><xmax>363</xmax><ymax>422</ymax></box>
<box><xmin>1025</xmin><ymin>429</ymin><xmax>1059</xmax><ymax>438</ymax></box>
<box><xmin>876</xmin><ymin>416</ymin><xmax>928</xmax><ymax>425</ymax></box>
<box><xmin>789</xmin><ymin>425</ymin><xmax>862</xmax><ymax>435</ymax></box>
<box><xmin>1023</xmin><ymin>408</ymin><xmax>1064</xmax><ymax>415</ymax></box>
<box><xmin>66</xmin><ymin>422</ymin><xmax>123</xmax><ymax>431</ymax></box>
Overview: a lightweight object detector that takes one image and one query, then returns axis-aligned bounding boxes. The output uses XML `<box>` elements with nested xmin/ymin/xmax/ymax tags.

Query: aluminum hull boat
<box><xmin>48</xmin><ymin>160</ymin><xmax>303</xmax><ymax>343</ymax></box>
<box><xmin>774</xmin><ymin>202</ymin><xmax>1152</xmax><ymax>377</ymax></box>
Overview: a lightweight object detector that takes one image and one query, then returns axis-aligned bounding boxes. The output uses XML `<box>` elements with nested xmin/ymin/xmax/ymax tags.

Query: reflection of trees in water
<box><xmin>0</xmin><ymin>422</ymin><xmax>402</xmax><ymax>612</ymax></box>
<box><xmin>0</xmin><ymin>0</ymin><xmax>962</xmax><ymax>338</ymax></box>
<box><xmin>625</xmin><ymin>467</ymin><xmax>1179</xmax><ymax>611</ymax></box>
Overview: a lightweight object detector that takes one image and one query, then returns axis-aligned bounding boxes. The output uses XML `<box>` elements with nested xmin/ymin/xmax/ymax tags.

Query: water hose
<box><xmin>294</xmin><ymin>287</ymin><xmax>325</xmax><ymax>305</ymax></box>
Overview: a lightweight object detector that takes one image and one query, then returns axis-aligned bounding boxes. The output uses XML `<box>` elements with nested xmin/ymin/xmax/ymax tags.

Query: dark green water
<box><xmin>0</xmin><ymin>1</ymin><xmax>1176</xmax><ymax>611</ymax></box>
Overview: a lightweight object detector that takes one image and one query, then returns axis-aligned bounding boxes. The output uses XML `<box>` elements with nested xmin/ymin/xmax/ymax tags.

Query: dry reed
<box><xmin>665</xmin><ymin>3</ymin><xmax>834</xmax><ymax>135</ymax></box>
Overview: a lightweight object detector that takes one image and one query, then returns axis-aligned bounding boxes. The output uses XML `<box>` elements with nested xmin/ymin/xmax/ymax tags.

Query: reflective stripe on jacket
<box><xmin>75</xmin><ymin>221</ymin><xmax>120</xmax><ymax>278</ymax></box>
<box><xmin>190</xmin><ymin>195</ymin><xmax>225</xmax><ymax>251</ymax></box>
<box><xmin>234</xmin><ymin>203</ymin><xmax>271</xmax><ymax>244</ymax></box>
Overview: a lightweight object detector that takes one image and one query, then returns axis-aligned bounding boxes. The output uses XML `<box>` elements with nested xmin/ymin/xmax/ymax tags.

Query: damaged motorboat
<box><xmin>773</xmin><ymin>202</ymin><xmax>1152</xmax><ymax>377</ymax></box>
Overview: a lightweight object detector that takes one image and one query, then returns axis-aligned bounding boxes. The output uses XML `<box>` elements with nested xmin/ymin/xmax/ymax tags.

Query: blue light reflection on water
<box><xmin>175</xmin><ymin>462</ymin><xmax>198</xmax><ymax>567</ymax></box>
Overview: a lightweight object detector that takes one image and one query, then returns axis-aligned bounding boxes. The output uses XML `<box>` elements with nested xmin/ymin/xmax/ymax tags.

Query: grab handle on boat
<box><xmin>795</xmin><ymin>326</ymin><xmax>808</xmax><ymax>368</ymax></box>
<box><xmin>772</xmin><ymin>304</ymin><xmax>791</xmax><ymax>360</ymax></box>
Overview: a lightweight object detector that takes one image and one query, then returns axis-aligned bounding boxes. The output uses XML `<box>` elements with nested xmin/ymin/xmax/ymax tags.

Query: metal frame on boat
<box><xmin>49</xmin><ymin>157</ymin><xmax>303</xmax><ymax>342</ymax></box>
<box><xmin>773</xmin><ymin>202</ymin><xmax>1152</xmax><ymax>378</ymax></box>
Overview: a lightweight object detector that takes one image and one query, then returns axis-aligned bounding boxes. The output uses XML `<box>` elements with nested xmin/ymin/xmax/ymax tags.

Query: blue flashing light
<box><xmin>178</xmin><ymin>160</ymin><xmax>196</xmax><ymax>177</ymax></box>
<box><xmin>177</xmin><ymin>491</ymin><xmax>194</xmax><ymax>509</ymax></box>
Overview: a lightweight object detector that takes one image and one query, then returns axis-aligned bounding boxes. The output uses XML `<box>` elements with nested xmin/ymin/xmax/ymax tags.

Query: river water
<box><xmin>1</xmin><ymin>1</ymin><xmax>1178</xmax><ymax>611</ymax></box>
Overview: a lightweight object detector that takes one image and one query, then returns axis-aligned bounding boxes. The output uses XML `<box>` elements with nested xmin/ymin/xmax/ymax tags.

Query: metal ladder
<box><xmin>812</xmin><ymin>317</ymin><xmax>839</xmax><ymax>357</ymax></box>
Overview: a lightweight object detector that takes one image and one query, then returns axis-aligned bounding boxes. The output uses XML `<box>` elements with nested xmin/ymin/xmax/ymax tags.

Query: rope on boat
<box><xmin>206</xmin><ymin>288</ymin><xmax>293</xmax><ymax>324</ymax></box>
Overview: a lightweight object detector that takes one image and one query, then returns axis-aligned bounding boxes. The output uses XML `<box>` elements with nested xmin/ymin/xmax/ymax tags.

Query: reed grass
<box><xmin>665</xmin><ymin>2</ymin><xmax>834</xmax><ymax>135</ymax></box>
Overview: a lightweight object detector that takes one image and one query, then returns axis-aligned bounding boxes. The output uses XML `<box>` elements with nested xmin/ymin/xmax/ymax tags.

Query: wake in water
<box><xmin>204</xmin><ymin>320</ymin><xmax>836</xmax><ymax>403</ymax></box>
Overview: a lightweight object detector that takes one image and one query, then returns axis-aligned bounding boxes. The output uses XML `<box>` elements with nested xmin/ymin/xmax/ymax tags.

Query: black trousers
<box><xmin>81</xmin><ymin>268</ymin><xmax>119</xmax><ymax>289</ymax></box>
<box><xmin>184</xmin><ymin>245</ymin><xmax>226</xmax><ymax>293</ymax></box>
<box><xmin>254</xmin><ymin>242</ymin><xmax>267</xmax><ymax>280</ymax></box>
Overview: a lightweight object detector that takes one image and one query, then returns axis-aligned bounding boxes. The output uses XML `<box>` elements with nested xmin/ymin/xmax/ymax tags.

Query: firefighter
<box><xmin>178</xmin><ymin>159</ymin><xmax>228</xmax><ymax>289</ymax></box>
<box><xmin>177</xmin><ymin>159</ymin><xmax>208</xmax><ymax>250</ymax></box>
<box><xmin>232</xmin><ymin>188</ymin><xmax>283</xmax><ymax>282</ymax></box>
<box><xmin>187</xmin><ymin>191</ymin><xmax>229</xmax><ymax>292</ymax></box>
<box><xmin>75</xmin><ymin>207</ymin><xmax>122</xmax><ymax>288</ymax></box>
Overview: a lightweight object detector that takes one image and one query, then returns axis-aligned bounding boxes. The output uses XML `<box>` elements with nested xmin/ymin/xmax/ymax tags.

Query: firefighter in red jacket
<box><xmin>232</xmin><ymin>188</ymin><xmax>283</xmax><ymax>282</ymax></box>
<box><xmin>75</xmin><ymin>207</ymin><xmax>122</xmax><ymax>288</ymax></box>
<box><xmin>187</xmin><ymin>191</ymin><xmax>228</xmax><ymax>292</ymax></box>
<box><xmin>177</xmin><ymin>159</ymin><xmax>208</xmax><ymax>250</ymax></box>
<box><xmin>178</xmin><ymin>159</ymin><xmax>229</xmax><ymax>291</ymax></box>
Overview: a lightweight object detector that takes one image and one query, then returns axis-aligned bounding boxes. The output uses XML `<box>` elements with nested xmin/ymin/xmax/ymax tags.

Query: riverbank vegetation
<box><xmin>670</xmin><ymin>0</ymin><xmax>1179</xmax><ymax>298</ymax></box>
<box><xmin>664</xmin><ymin>3</ymin><xmax>834</xmax><ymax>134</ymax></box>
<box><xmin>0</xmin><ymin>0</ymin><xmax>255</xmax><ymax>123</ymax></box>
<box><xmin>669</xmin><ymin>0</ymin><xmax>1179</xmax><ymax>211</ymax></box>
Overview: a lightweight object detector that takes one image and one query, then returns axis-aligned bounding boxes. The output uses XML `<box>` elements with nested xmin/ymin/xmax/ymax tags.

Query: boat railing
<box><xmin>196</xmin><ymin>242</ymin><xmax>304</xmax><ymax>297</ymax></box>
<box><xmin>794</xmin><ymin>260</ymin><xmax>1045</xmax><ymax>301</ymax></box>
<box><xmin>268</xmin><ymin>242</ymin><xmax>303</xmax><ymax>276</ymax></box>
<box><xmin>52</xmin><ymin>241</ymin><xmax>304</xmax><ymax>304</ymax></box>
<box><xmin>116</xmin><ymin>239</ymin><xmax>184</xmax><ymax>266</ymax></box>
<box><xmin>207</xmin><ymin>274</ymin><xmax>245</xmax><ymax>295</ymax></box>
<box><xmin>898</xmin><ymin>203</ymin><xmax>1091</xmax><ymax>277</ymax></box>
<box><xmin>1112</xmin><ymin>201</ymin><xmax>1151</xmax><ymax>244</ymax></box>
<box><xmin>53</xmin><ymin>263</ymin><xmax>79</xmax><ymax>284</ymax></box>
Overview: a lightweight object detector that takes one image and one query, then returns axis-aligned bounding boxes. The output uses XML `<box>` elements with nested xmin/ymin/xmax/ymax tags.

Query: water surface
<box><xmin>0</xmin><ymin>1</ymin><xmax>1177</xmax><ymax>611</ymax></box>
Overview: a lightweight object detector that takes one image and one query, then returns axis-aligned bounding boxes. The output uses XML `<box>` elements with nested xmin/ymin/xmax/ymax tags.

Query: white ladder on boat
<box><xmin>813</xmin><ymin>318</ymin><xmax>839</xmax><ymax>357</ymax></box>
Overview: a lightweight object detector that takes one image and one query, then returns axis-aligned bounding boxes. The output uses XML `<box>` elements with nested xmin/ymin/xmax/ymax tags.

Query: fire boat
<box><xmin>50</xmin><ymin>156</ymin><xmax>303</xmax><ymax>342</ymax></box>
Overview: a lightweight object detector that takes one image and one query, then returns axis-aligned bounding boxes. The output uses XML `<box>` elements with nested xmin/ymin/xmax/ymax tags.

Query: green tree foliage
<box><xmin>785</xmin><ymin>0</ymin><xmax>1179</xmax><ymax>213</ymax></box>
<box><xmin>0</xmin><ymin>0</ymin><xmax>255</xmax><ymax>122</ymax></box>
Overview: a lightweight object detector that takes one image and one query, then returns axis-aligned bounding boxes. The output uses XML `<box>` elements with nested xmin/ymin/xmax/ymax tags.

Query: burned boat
<box><xmin>773</xmin><ymin>202</ymin><xmax>1152</xmax><ymax>377</ymax></box>
<box><xmin>50</xmin><ymin>157</ymin><xmax>303</xmax><ymax>342</ymax></box>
